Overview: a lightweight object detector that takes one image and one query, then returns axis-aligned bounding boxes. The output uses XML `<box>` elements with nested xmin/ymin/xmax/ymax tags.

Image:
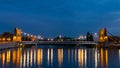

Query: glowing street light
<box><xmin>24</xmin><ymin>33</ymin><xmax>27</xmax><ymax>35</ymax></box>
<box><xmin>27</xmin><ymin>34</ymin><xmax>30</xmax><ymax>36</ymax></box>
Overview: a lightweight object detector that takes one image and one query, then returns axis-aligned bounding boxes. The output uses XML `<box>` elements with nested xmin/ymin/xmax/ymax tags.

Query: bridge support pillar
<box><xmin>99</xmin><ymin>28</ymin><xmax>108</xmax><ymax>43</ymax></box>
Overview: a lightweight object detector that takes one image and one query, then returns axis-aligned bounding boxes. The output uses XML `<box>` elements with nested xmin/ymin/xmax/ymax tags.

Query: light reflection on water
<box><xmin>0</xmin><ymin>45</ymin><xmax>120</xmax><ymax>68</ymax></box>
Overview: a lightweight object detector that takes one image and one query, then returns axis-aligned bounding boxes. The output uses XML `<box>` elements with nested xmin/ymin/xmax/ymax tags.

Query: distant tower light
<box><xmin>59</xmin><ymin>35</ymin><xmax>62</xmax><ymax>38</ymax></box>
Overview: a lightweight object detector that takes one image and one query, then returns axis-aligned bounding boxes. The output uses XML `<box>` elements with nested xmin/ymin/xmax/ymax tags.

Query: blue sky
<box><xmin>0</xmin><ymin>0</ymin><xmax>120</xmax><ymax>37</ymax></box>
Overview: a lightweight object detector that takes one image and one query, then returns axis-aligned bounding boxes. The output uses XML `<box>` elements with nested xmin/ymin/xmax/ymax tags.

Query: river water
<box><xmin>0</xmin><ymin>45</ymin><xmax>120</xmax><ymax>68</ymax></box>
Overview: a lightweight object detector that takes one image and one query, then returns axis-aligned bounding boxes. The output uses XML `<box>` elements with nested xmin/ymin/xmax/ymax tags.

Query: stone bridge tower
<box><xmin>99</xmin><ymin>28</ymin><xmax>108</xmax><ymax>42</ymax></box>
<box><xmin>13</xmin><ymin>28</ymin><xmax>22</xmax><ymax>42</ymax></box>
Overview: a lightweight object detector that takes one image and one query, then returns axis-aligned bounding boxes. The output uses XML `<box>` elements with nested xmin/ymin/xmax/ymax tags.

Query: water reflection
<box><xmin>47</xmin><ymin>48</ymin><xmax>53</xmax><ymax>66</ymax></box>
<box><xmin>119</xmin><ymin>50</ymin><xmax>120</xmax><ymax>64</ymax></box>
<box><xmin>0</xmin><ymin>45</ymin><xmax>120</xmax><ymax>68</ymax></box>
<box><xmin>100</xmin><ymin>48</ymin><xmax>108</xmax><ymax>68</ymax></box>
<box><xmin>58</xmin><ymin>49</ymin><xmax>63</xmax><ymax>67</ymax></box>
<box><xmin>37</xmin><ymin>49</ymin><xmax>43</xmax><ymax>66</ymax></box>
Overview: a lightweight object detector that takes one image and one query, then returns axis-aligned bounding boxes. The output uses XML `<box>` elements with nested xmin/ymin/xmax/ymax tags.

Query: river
<box><xmin>0</xmin><ymin>45</ymin><xmax>120</xmax><ymax>68</ymax></box>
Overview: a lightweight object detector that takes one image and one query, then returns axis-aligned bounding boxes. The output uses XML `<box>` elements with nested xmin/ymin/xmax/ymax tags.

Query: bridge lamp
<box><xmin>47</xmin><ymin>38</ymin><xmax>50</xmax><ymax>41</ymax></box>
<box><xmin>79</xmin><ymin>35</ymin><xmax>84</xmax><ymax>40</ymax></box>
<box><xmin>31</xmin><ymin>35</ymin><xmax>33</xmax><ymax>37</ymax></box>
<box><xmin>24</xmin><ymin>33</ymin><xmax>27</xmax><ymax>35</ymax></box>
<box><xmin>34</xmin><ymin>36</ymin><xmax>37</xmax><ymax>38</ymax></box>
<box><xmin>37</xmin><ymin>35</ymin><xmax>41</xmax><ymax>38</ymax></box>
<box><xmin>94</xmin><ymin>33</ymin><xmax>98</xmax><ymax>37</ymax></box>
<box><xmin>37</xmin><ymin>36</ymin><xmax>40</xmax><ymax>39</ymax></box>
<box><xmin>27</xmin><ymin>34</ymin><xmax>30</xmax><ymax>36</ymax></box>
<box><xmin>84</xmin><ymin>36</ymin><xmax>86</xmax><ymax>39</ymax></box>
<box><xmin>78</xmin><ymin>38</ymin><xmax>80</xmax><ymax>40</ymax></box>
<box><xmin>51</xmin><ymin>39</ymin><xmax>53</xmax><ymax>41</ymax></box>
<box><xmin>94</xmin><ymin>33</ymin><xmax>97</xmax><ymax>36</ymax></box>
<box><xmin>40</xmin><ymin>37</ymin><xmax>43</xmax><ymax>40</ymax></box>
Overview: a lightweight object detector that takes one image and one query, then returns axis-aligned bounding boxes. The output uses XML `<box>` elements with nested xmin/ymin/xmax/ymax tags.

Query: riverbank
<box><xmin>0</xmin><ymin>42</ymin><xmax>18</xmax><ymax>50</ymax></box>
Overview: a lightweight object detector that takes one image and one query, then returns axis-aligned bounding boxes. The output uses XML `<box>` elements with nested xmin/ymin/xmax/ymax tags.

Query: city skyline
<box><xmin>0</xmin><ymin>0</ymin><xmax>120</xmax><ymax>37</ymax></box>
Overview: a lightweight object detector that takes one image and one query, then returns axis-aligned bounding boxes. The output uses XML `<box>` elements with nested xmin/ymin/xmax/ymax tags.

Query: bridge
<box><xmin>15</xmin><ymin>27</ymin><xmax>120</xmax><ymax>48</ymax></box>
<box><xmin>0</xmin><ymin>27</ymin><xmax>119</xmax><ymax>50</ymax></box>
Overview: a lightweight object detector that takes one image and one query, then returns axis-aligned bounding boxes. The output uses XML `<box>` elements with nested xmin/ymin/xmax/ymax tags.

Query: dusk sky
<box><xmin>0</xmin><ymin>0</ymin><xmax>120</xmax><ymax>37</ymax></box>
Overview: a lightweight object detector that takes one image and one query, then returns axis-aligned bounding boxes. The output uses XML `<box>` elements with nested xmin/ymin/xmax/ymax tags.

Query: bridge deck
<box><xmin>22</xmin><ymin>41</ymin><xmax>98</xmax><ymax>45</ymax></box>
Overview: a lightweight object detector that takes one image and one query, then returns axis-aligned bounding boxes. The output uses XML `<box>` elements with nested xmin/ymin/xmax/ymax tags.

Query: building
<box><xmin>0</xmin><ymin>32</ymin><xmax>13</xmax><ymax>42</ymax></box>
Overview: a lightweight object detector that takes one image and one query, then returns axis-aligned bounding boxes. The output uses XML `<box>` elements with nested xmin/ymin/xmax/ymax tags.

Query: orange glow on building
<box><xmin>2</xmin><ymin>38</ymin><xmax>6</xmax><ymax>41</ymax></box>
<box><xmin>13</xmin><ymin>36</ymin><xmax>17</xmax><ymax>41</ymax></box>
<box><xmin>6</xmin><ymin>38</ymin><xmax>11</xmax><ymax>41</ymax></box>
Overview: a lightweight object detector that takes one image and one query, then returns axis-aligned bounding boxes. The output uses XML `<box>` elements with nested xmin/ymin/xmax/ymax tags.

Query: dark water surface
<box><xmin>0</xmin><ymin>45</ymin><xmax>120</xmax><ymax>68</ymax></box>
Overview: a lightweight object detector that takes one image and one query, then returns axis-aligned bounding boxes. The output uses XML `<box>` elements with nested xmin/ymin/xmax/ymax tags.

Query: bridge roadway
<box><xmin>21</xmin><ymin>41</ymin><xmax>98</xmax><ymax>45</ymax></box>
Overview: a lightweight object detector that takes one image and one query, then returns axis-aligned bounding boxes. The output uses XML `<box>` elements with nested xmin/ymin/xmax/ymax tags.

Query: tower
<box><xmin>99</xmin><ymin>28</ymin><xmax>108</xmax><ymax>42</ymax></box>
<box><xmin>86</xmin><ymin>32</ymin><xmax>94</xmax><ymax>41</ymax></box>
<box><xmin>13</xmin><ymin>28</ymin><xmax>22</xmax><ymax>42</ymax></box>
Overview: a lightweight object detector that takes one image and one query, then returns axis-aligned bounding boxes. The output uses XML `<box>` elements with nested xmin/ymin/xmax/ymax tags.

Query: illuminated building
<box><xmin>0</xmin><ymin>32</ymin><xmax>13</xmax><ymax>42</ymax></box>
<box><xmin>13</xmin><ymin>28</ymin><xmax>22</xmax><ymax>42</ymax></box>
